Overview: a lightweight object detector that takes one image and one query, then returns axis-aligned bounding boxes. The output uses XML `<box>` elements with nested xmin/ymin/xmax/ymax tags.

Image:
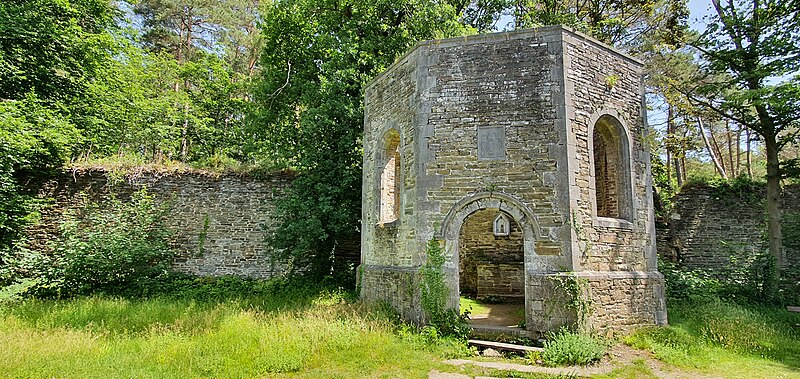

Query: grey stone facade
<box><xmin>360</xmin><ymin>26</ymin><xmax>667</xmax><ymax>335</ymax></box>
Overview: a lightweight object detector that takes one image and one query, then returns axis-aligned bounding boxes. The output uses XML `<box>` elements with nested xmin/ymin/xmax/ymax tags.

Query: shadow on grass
<box><xmin>0</xmin><ymin>274</ymin><xmax>357</xmax><ymax>335</ymax></box>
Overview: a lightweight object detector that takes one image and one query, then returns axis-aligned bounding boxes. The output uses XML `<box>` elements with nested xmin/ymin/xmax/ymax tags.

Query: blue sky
<box><xmin>646</xmin><ymin>1</ymin><xmax>715</xmax><ymax>140</ymax></box>
<box><xmin>688</xmin><ymin>0</ymin><xmax>714</xmax><ymax>31</ymax></box>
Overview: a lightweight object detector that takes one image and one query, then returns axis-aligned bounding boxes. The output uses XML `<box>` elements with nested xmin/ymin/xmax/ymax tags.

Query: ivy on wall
<box><xmin>420</xmin><ymin>239</ymin><xmax>447</xmax><ymax>318</ymax></box>
<box><xmin>419</xmin><ymin>239</ymin><xmax>469</xmax><ymax>339</ymax></box>
<box><xmin>552</xmin><ymin>273</ymin><xmax>593</xmax><ymax>331</ymax></box>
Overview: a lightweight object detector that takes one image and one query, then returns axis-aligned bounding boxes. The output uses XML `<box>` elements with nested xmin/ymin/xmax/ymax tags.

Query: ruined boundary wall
<box><xmin>658</xmin><ymin>183</ymin><xmax>800</xmax><ymax>271</ymax></box>
<box><xmin>25</xmin><ymin>169</ymin><xmax>293</xmax><ymax>278</ymax></box>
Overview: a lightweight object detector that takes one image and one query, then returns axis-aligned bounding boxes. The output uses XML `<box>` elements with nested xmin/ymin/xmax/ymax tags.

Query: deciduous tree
<box><xmin>512</xmin><ymin>0</ymin><xmax>688</xmax><ymax>48</ymax></box>
<box><xmin>688</xmin><ymin>0</ymin><xmax>800</xmax><ymax>276</ymax></box>
<box><xmin>255</xmin><ymin>0</ymin><xmax>471</xmax><ymax>276</ymax></box>
<box><xmin>0</xmin><ymin>0</ymin><xmax>115</xmax><ymax>276</ymax></box>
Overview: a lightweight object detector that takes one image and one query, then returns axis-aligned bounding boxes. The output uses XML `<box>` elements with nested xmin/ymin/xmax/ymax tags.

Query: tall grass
<box><xmin>625</xmin><ymin>299</ymin><xmax>800</xmax><ymax>378</ymax></box>
<box><xmin>0</xmin><ymin>290</ymin><xmax>470</xmax><ymax>378</ymax></box>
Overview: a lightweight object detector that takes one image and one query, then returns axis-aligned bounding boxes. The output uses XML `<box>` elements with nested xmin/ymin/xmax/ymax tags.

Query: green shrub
<box><xmin>685</xmin><ymin>176</ymin><xmax>765</xmax><ymax>205</ymax></box>
<box><xmin>715</xmin><ymin>251</ymin><xmax>783</xmax><ymax>304</ymax></box>
<box><xmin>660</xmin><ymin>250</ymin><xmax>797</xmax><ymax>306</ymax></box>
<box><xmin>540</xmin><ymin>328</ymin><xmax>606</xmax><ymax>366</ymax></box>
<box><xmin>659</xmin><ymin>259</ymin><xmax>721</xmax><ymax>303</ymax></box>
<box><xmin>31</xmin><ymin>188</ymin><xmax>175</xmax><ymax>298</ymax></box>
<box><xmin>1</xmin><ymin>97</ymin><xmax>78</xmax><ymax>287</ymax></box>
<box><xmin>428</xmin><ymin>308</ymin><xmax>471</xmax><ymax>340</ymax></box>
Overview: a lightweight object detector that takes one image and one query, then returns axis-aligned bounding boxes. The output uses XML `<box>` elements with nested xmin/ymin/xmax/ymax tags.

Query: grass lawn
<box><xmin>1</xmin><ymin>283</ymin><xmax>799</xmax><ymax>378</ymax></box>
<box><xmin>624</xmin><ymin>299</ymin><xmax>800</xmax><ymax>379</ymax></box>
<box><xmin>0</xmin><ymin>290</ymin><xmax>474</xmax><ymax>379</ymax></box>
<box><xmin>459</xmin><ymin>296</ymin><xmax>490</xmax><ymax>316</ymax></box>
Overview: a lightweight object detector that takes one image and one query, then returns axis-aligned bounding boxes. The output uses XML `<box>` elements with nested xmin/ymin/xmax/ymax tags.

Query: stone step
<box><xmin>469</xmin><ymin>324</ymin><xmax>531</xmax><ymax>339</ymax></box>
<box><xmin>467</xmin><ymin>339</ymin><xmax>544</xmax><ymax>354</ymax></box>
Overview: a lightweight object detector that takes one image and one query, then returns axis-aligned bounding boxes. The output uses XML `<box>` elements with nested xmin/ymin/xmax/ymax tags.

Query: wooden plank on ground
<box><xmin>787</xmin><ymin>306</ymin><xmax>800</xmax><ymax>313</ymax></box>
<box><xmin>467</xmin><ymin>339</ymin><xmax>543</xmax><ymax>353</ymax></box>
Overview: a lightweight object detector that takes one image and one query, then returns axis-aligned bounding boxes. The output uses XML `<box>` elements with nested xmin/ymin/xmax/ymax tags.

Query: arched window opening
<box><xmin>592</xmin><ymin>115</ymin><xmax>632</xmax><ymax>220</ymax></box>
<box><xmin>379</xmin><ymin>130</ymin><xmax>401</xmax><ymax>223</ymax></box>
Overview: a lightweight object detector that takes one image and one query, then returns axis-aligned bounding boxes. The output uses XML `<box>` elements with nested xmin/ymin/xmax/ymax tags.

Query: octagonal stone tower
<box><xmin>359</xmin><ymin>26</ymin><xmax>667</xmax><ymax>335</ymax></box>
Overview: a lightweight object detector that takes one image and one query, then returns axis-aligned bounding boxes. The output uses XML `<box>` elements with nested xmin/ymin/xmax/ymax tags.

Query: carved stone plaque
<box><xmin>477</xmin><ymin>126</ymin><xmax>506</xmax><ymax>161</ymax></box>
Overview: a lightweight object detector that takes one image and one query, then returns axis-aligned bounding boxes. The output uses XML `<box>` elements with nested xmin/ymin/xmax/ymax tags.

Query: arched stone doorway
<box><xmin>459</xmin><ymin>208</ymin><xmax>525</xmax><ymax>329</ymax></box>
<box><xmin>459</xmin><ymin>208</ymin><xmax>524</xmax><ymax>300</ymax></box>
<box><xmin>439</xmin><ymin>192</ymin><xmax>539</xmax><ymax>331</ymax></box>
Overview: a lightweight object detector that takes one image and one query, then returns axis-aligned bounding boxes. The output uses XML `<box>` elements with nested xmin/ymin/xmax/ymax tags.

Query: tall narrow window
<box><xmin>592</xmin><ymin>115</ymin><xmax>632</xmax><ymax>220</ymax></box>
<box><xmin>379</xmin><ymin>129</ymin><xmax>401</xmax><ymax>223</ymax></box>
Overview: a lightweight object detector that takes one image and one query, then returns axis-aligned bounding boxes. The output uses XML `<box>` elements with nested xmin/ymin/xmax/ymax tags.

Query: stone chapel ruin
<box><xmin>359</xmin><ymin>26</ymin><xmax>667</xmax><ymax>335</ymax></box>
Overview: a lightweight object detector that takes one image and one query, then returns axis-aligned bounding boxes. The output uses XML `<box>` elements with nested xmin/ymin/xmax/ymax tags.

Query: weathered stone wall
<box><xmin>582</xmin><ymin>272</ymin><xmax>666</xmax><ymax>334</ymax></box>
<box><xmin>526</xmin><ymin>272</ymin><xmax>665</xmax><ymax>336</ymax></box>
<box><xmin>419</xmin><ymin>29</ymin><xmax>569</xmax><ymax>269</ymax></box>
<box><xmin>359</xmin><ymin>267</ymin><xmax>421</xmax><ymax>321</ymax></box>
<box><xmin>658</xmin><ymin>183</ymin><xmax>800</xmax><ymax>271</ymax></box>
<box><xmin>361</xmin><ymin>46</ymin><xmax>420</xmax><ymax>272</ymax></box>
<box><xmin>477</xmin><ymin>263</ymin><xmax>525</xmax><ymax>300</ymax></box>
<box><xmin>25</xmin><ymin>169</ymin><xmax>293</xmax><ymax>278</ymax></box>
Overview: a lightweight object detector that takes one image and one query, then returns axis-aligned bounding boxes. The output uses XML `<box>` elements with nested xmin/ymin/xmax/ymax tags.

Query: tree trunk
<box><xmin>681</xmin><ymin>156</ymin><xmax>687</xmax><ymax>183</ymax></box>
<box><xmin>735</xmin><ymin>123</ymin><xmax>742</xmax><ymax>177</ymax></box>
<box><xmin>746</xmin><ymin>126</ymin><xmax>753</xmax><ymax>177</ymax></box>
<box><xmin>698</xmin><ymin>117</ymin><xmax>728</xmax><ymax>179</ymax></box>
<box><xmin>726</xmin><ymin>120</ymin><xmax>735</xmax><ymax>177</ymax></box>
<box><xmin>666</xmin><ymin>104</ymin><xmax>673</xmax><ymax>184</ymax></box>
<box><xmin>764</xmin><ymin>134</ymin><xmax>783</xmax><ymax>278</ymax></box>
<box><xmin>709</xmin><ymin>122</ymin><xmax>727</xmax><ymax>175</ymax></box>
<box><xmin>679</xmin><ymin>126</ymin><xmax>688</xmax><ymax>185</ymax></box>
<box><xmin>181</xmin><ymin>102</ymin><xmax>189</xmax><ymax>161</ymax></box>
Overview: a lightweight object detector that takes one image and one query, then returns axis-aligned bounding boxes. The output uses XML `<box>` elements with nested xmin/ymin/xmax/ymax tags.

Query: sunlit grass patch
<box><xmin>0</xmin><ymin>293</ymin><xmax>471</xmax><ymax>378</ymax></box>
<box><xmin>625</xmin><ymin>299</ymin><xmax>800</xmax><ymax>378</ymax></box>
<box><xmin>2</xmin><ymin>297</ymin><xmax>234</xmax><ymax>335</ymax></box>
<box><xmin>593</xmin><ymin>359</ymin><xmax>658</xmax><ymax>379</ymax></box>
<box><xmin>460</xmin><ymin>296</ymin><xmax>490</xmax><ymax>315</ymax></box>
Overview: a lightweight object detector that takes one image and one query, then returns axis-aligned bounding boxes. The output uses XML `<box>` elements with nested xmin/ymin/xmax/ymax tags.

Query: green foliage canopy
<box><xmin>32</xmin><ymin>188</ymin><xmax>175</xmax><ymax>298</ymax></box>
<box><xmin>0</xmin><ymin>0</ymin><xmax>116</xmax><ymax>278</ymax></box>
<box><xmin>255</xmin><ymin>0</ymin><xmax>473</xmax><ymax>276</ymax></box>
<box><xmin>0</xmin><ymin>0</ymin><xmax>116</xmax><ymax>104</ymax></box>
<box><xmin>513</xmin><ymin>0</ymin><xmax>688</xmax><ymax>48</ymax></box>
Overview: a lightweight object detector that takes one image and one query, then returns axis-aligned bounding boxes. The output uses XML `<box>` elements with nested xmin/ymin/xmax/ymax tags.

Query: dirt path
<box><xmin>468</xmin><ymin>303</ymin><xmax>525</xmax><ymax>327</ymax></box>
<box><xmin>430</xmin><ymin>343</ymin><xmax>722</xmax><ymax>379</ymax></box>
